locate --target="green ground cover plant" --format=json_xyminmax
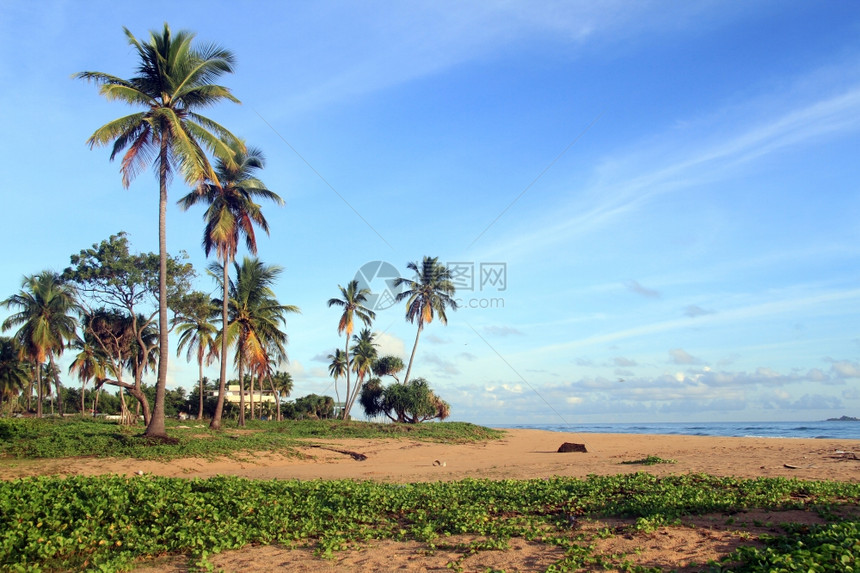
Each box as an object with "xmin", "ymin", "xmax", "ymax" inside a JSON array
[
  {"xmin": 0, "ymin": 473, "xmax": 857, "ymax": 572},
  {"xmin": 0, "ymin": 418, "xmax": 502, "ymax": 461},
  {"xmin": 620, "ymin": 455, "xmax": 677, "ymax": 465}
]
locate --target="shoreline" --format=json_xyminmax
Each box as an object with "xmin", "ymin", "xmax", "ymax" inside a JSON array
[{"xmin": 2, "ymin": 428, "xmax": 857, "ymax": 483}]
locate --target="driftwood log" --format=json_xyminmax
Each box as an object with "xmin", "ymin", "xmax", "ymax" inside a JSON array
[{"xmin": 558, "ymin": 442, "xmax": 588, "ymax": 453}]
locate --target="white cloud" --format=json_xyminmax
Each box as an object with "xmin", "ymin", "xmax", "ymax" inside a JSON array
[
  {"xmin": 831, "ymin": 360, "xmax": 860, "ymax": 378},
  {"xmin": 375, "ymin": 331, "xmax": 406, "ymax": 359}
]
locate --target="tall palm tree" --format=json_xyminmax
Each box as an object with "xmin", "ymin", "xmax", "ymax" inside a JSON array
[
  {"xmin": 346, "ymin": 328, "xmax": 378, "ymax": 418},
  {"xmin": 327, "ymin": 280, "xmax": 375, "ymax": 419},
  {"xmin": 327, "ymin": 348, "xmax": 348, "ymax": 408},
  {"xmin": 173, "ymin": 295, "xmax": 220, "ymax": 420},
  {"xmin": 394, "ymin": 257, "xmax": 458, "ymax": 384},
  {"xmin": 216, "ymin": 257, "xmax": 299, "ymax": 426},
  {"xmin": 0, "ymin": 337, "xmax": 29, "ymax": 416},
  {"xmin": 2, "ymin": 272, "xmax": 78, "ymax": 417},
  {"xmin": 179, "ymin": 140, "xmax": 283, "ymax": 430},
  {"xmin": 77, "ymin": 23, "xmax": 241, "ymax": 438}
]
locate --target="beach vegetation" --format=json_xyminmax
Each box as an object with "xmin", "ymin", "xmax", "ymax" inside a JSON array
[
  {"xmin": 76, "ymin": 23, "xmax": 242, "ymax": 439},
  {"xmin": 620, "ymin": 455, "xmax": 677, "ymax": 465},
  {"xmin": 359, "ymin": 377, "xmax": 451, "ymax": 423},
  {"xmin": 0, "ymin": 472, "xmax": 856, "ymax": 571}
]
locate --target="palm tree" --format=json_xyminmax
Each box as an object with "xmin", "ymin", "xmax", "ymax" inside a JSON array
[
  {"xmin": 2, "ymin": 272, "xmax": 78, "ymax": 417},
  {"xmin": 68, "ymin": 335, "xmax": 107, "ymax": 416},
  {"xmin": 77, "ymin": 23, "xmax": 242, "ymax": 438},
  {"xmin": 393, "ymin": 257, "xmax": 458, "ymax": 384},
  {"xmin": 0, "ymin": 337, "xmax": 29, "ymax": 416},
  {"xmin": 267, "ymin": 370, "xmax": 293, "ymax": 422},
  {"xmin": 173, "ymin": 294, "xmax": 220, "ymax": 420},
  {"xmin": 179, "ymin": 140, "xmax": 283, "ymax": 430},
  {"xmin": 327, "ymin": 348, "xmax": 348, "ymax": 409},
  {"xmin": 346, "ymin": 328, "xmax": 378, "ymax": 418},
  {"xmin": 217, "ymin": 257, "xmax": 299, "ymax": 426},
  {"xmin": 327, "ymin": 280, "xmax": 375, "ymax": 419}
]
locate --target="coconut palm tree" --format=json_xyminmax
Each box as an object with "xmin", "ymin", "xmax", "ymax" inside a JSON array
[
  {"xmin": 345, "ymin": 328, "xmax": 378, "ymax": 418},
  {"xmin": 179, "ymin": 140, "xmax": 283, "ymax": 430},
  {"xmin": 68, "ymin": 334, "xmax": 107, "ymax": 416},
  {"xmin": 327, "ymin": 280, "xmax": 375, "ymax": 419},
  {"xmin": 0, "ymin": 337, "xmax": 29, "ymax": 416},
  {"xmin": 2, "ymin": 272, "xmax": 78, "ymax": 417},
  {"xmin": 215, "ymin": 257, "xmax": 299, "ymax": 426},
  {"xmin": 173, "ymin": 294, "xmax": 220, "ymax": 420},
  {"xmin": 327, "ymin": 348, "xmax": 348, "ymax": 409},
  {"xmin": 77, "ymin": 23, "xmax": 241, "ymax": 438},
  {"xmin": 393, "ymin": 257, "xmax": 458, "ymax": 384}
]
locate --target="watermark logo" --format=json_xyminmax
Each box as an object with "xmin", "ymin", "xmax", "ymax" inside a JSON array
[
  {"xmin": 354, "ymin": 261, "xmax": 403, "ymax": 311},
  {"xmin": 353, "ymin": 260, "xmax": 508, "ymax": 312}
]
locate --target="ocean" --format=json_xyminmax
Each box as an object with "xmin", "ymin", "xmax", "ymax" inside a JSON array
[{"xmin": 499, "ymin": 420, "xmax": 860, "ymax": 440}]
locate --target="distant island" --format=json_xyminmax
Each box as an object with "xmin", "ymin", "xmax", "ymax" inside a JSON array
[{"xmin": 826, "ymin": 416, "xmax": 859, "ymax": 422}]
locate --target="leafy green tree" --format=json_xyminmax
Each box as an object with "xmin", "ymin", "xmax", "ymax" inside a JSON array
[
  {"xmin": 215, "ymin": 257, "xmax": 299, "ymax": 426},
  {"xmin": 394, "ymin": 257, "xmax": 458, "ymax": 384},
  {"xmin": 172, "ymin": 292, "xmax": 220, "ymax": 420},
  {"xmin": 0, "ymin": 337, "xmax": 29, "ymax": 416},
  {"xmin": 287, "ymin": 393, "xmax": 335, "ymax": 420},
  {"xmin": 373, "ymin": 355, "xmax": 404, "ymax": 382},
  {"xmin": 327, "ymin": 280, "xmax": 375, "ymax": 419},
  {"xmin": 76, "ymin": 23, "xmax": 241, "ymax": 439},
  {"xmin": 2, "ymin": 271, "xmax": 79, "ymax": 417},
  {"xmin": 359, "ymin": 377, "xmax": 450, "ymax": 423},
  {"xmin": 178, "ymin": 140, "xmax": 283, "ymax": 430},
  {"xmin": 64, "ymin": 233, "xmax": 194, "ymax": 424}
]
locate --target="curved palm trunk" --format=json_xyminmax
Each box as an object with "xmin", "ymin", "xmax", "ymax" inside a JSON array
[
  {"xmin": 145, "ymin": 141, "xmax": 170, "ymax": 438},
  {"xmin": 402, "ymin": 322, "xmax": 424, "ymax": 385},
  {"xmin": 249, "ymin": 372, "xmax": 255, "ymax": 421},
  {"xmin": 210, "ymin": 260, "xmax": 231, "ymax": 430}
]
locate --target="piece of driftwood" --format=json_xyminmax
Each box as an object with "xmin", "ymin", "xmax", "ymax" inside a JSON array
[{"xmin": 557, "ymin": 442, "xmax": 588, "ymax": 453}]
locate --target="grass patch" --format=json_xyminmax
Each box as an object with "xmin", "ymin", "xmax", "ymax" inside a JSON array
[
  {"xmin": 0, "ymin": 418, "xmax": 503, "ymax": 461},
  {"xmin": 0, "ymin": 473, "xmax": 857, "ymax": 571},
  {"xmin": 620, "ymin": 454, "xmax": 677, "ymax": 465}
]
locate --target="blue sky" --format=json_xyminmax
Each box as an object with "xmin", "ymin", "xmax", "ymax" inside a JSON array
[{"xmin": 1, "ymin": 1, "xmax": 859, "ymax": 425}]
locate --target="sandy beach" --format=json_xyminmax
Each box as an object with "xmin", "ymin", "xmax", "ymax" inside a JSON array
[
  {"xmin": 3, "ymin": 429, "xmax": 857, "ymax": 572},
  {"xmin": 2, "ymin": 428, "xmax": 857, "ymax": 483}
]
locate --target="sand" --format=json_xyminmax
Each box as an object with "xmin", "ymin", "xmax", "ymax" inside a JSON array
[{"xmin": 3, "ymin": 429, "xmax": 858, "ymax": 572}]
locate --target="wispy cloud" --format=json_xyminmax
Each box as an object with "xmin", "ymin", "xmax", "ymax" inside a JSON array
[
  {"xmin": 624, "ymin": 280, "xmax": 661, "ymax": 299},
  {"xmin": 482, "ymin": 83, "xmax": 860, "ymax": 261}
]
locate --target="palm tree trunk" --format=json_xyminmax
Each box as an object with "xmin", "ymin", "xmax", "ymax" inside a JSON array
[
  {"xmin": 403, "ymin": 322, "xmax": 424, "ymax": 385},
  {"xmin": 249, "ymin": 371, "xmax": 255, "ymax": 421},
  {"xmin": 238, "ymin": 357, "xmax": 246, "ymax": 427},
  {"xmin": 48, "ymin": 354, "xmax": 64, "ymax": 415},
  {"xmin": 145, "ymin": 140, "xmax": 170, "ymax": 438},
  {"xmin": 197, "ymin": 350, "xmax": 205, "ymax": 420},
  {"xmin": 35, "ymin": 363, "xmax": 42, "ymax": 417},
  {"xmin": 267, "ymin": 374, "xmax": 281, "ymax": 422},
  {"xmin": 341, "ymin": 338, "xmax": 350, "ymax": 420},
  {"xmin": 210, "ymin": 259, "xmax": 231, "ymax": 431}
]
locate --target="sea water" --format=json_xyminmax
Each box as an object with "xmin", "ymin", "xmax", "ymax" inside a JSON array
[{"xmin": 499, "ymin": 420, "xmax": 860, "ymax": 440}]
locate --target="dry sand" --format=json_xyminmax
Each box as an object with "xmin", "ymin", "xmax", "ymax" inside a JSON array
[{"xmin": 3, "ymin": 429, "xmax": 858, "ymax": 572}]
